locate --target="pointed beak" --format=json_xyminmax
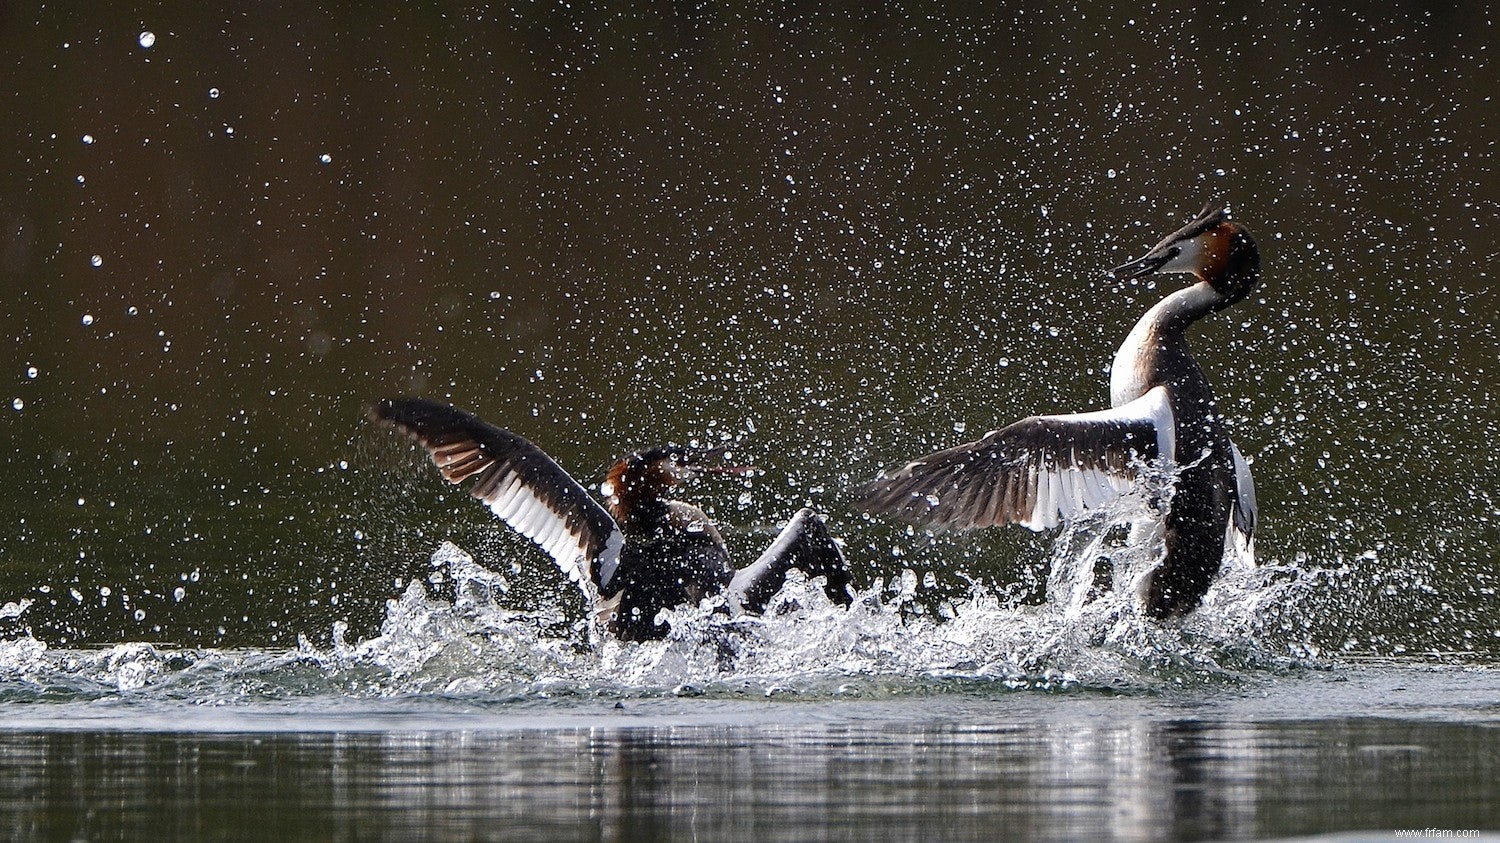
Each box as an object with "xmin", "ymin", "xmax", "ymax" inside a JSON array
[
  {"xmin": 689, "ymin": 444, "xmax": 757, "ymax": 477},
  {"xmin": 1109, "ymin": 246, "xmax": 1176, "ymax": 281},
  {"xmin": 700, "ymin": 463, "xmax": 757, "ymax": 477}
]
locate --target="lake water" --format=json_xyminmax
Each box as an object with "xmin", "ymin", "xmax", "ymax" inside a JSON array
[
  {"xmin": 1, "ymin": 2, "xmax": 1496, "ymax": 840},
  {"xmin": 0, "ymin": 666, "xmax": 1496, "ymax": 841}
]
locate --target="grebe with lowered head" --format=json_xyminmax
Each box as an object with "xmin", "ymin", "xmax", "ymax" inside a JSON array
[
  {"xmin": 372, "ymin": 397, "xmax": 852, "ymax": 641},
  {"xmin": 858, "ymin": 204, "xmax": 1259, "ymax": 620}
]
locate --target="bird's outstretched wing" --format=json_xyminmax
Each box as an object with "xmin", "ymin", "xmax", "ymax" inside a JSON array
[
  {"xmin": 728, "ymin": 508, "xmax": 853, "ymax": 613},
  {"xmin": 857, "ymin": 386, "xmax": 1176, "ymax": 530},
  {"xmin": 371, "ymin": 398, "xmax": 624, "ymax": 595}
]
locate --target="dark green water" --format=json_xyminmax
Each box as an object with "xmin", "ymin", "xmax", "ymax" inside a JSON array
[{"xmin": 1, "ymin": 3, "xmax": 1496, "ymax": 839}]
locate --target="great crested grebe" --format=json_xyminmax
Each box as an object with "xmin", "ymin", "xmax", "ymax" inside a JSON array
[
  {"xmin": 858, "ymin": 205, "xmax": 1259, "ymax": 620},
  {"xmin": 372, "ymin": 397, "xmax": 852, "ymax": 641}
]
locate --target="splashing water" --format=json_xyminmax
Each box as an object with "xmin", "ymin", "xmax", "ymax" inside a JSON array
[
  {"xmin": 0, "ymin": 463, "xmax": 1311, "ymax": 704},
  {"xmin": 0, "ymin": 492, "xmax": 1321, "ymax": 708}
]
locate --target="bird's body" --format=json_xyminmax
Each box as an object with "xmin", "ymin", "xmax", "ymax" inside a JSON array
[
  {"xmin": 373, "ymin": 398, "xmax": 851, "ymax": 640},
  {"xmin": 859, "ymin": 205, "xmax": 1259, "ymax": 620},
  {"xmin": 595, "ymin": 452, "xmax": 735, "ymax": 640},
  {"xmin": 1107, "ymin": 266, "xmax": 1256, "ymax": 617}
]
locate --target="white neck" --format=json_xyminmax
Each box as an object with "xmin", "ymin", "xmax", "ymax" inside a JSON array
[{"xmin": 1109, "ymin": 281, "xmax": 1222, "ymax": 406}]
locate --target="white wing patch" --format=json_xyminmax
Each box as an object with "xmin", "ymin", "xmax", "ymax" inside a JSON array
[
  {"xmin": 477, "ymin": 473, "xmax": 620, "ymax": 598},
  {"xmin": 1016, "ymin": 385, "xmax": 1177, "ymax": 530},
  {"xmin": 372, "ymin": 398, "xmax": 624, "ymax": 610},
  {"xmin": 859, "ymin": 385, "xmax": 1177, "ymax": 531}
]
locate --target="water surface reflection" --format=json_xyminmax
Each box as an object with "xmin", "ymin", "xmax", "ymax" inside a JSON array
[{"xmin": 3, "ymin": 711, "xmax": 1495, "ymax": 840}]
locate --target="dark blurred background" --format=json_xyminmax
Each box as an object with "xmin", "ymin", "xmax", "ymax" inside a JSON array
[{"xmin": 0, "ymin": 3, "xmax": 1494, "ymax": 652}]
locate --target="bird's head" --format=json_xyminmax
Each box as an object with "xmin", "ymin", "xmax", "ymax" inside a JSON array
[
  {"xmin": 1110, "ymin": 204, "xmax": 1260, "ymax": 305},
  {"xmin": 601, "ymin": 444, "xmax": 754, "ymax": 522}
]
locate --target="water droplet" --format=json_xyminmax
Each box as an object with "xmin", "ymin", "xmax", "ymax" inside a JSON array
[
  {"xmin": 81, "ymin": 314, "xmax": 94, "ymax": 326},
  {"xmin": 173, "ymin": 587, "xmax": 185, "ymax": 602},
  {"xmin": 133, "ymin": 609, "xmax": 146, "ymax": 621},
  {"xmin": 126, "ymin": 306, "xmax": 139, "ymax": 316},
  {"xmin": 11, "ymin": 398, "xmax": 22, "ymax": 411},
  {"xmin": 1106, "ymin": 168, "xmax": 1117, "ymax": 178},
  {"xmin": 25, "ymin": 367, "xmax": 37, "ymax": 379},
  {"xmin": 138, "ymin": 31, "xmax": 155, "ymax": 49},
  {"xmin": 90, "ymin": 255, "xmax": 102, "ymax": 267},
  {"xmin": 82, "ymin": 134, "xmax": 94, "ymax": 145},
  {"xmin": 318, "ymin": 153, "xmax": 332, "ymax": 164},
  {"xmin": 208, "ymin": 87, "xmax": 220, "ymax": 99}
]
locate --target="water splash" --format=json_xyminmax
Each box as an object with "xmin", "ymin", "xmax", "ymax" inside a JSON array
[
  {"xmin": 0, "ymin": 508, "xmax": 1322, "ymax": 706},
  {"xmin": 304, "ymin": 519, "xmax": 1314, "ymax": 699}
]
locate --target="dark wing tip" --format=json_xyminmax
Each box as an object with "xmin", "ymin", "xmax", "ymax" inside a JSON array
[
  {"xmin": 851, "ymin": 475, "xmax": 883, "ymax": 510},
  {"xmin": 368, "ymin": 397, "xmax": 470, "ymax": 435},
  {"xmin": 852, "ymin": 472, "xmax": 908, "ymax": 514},
  {"xmin": 368, "ymin": 397, "xmax": 400, "ymax": 425},
  {"xmin": 854, "ymin": 472, "xmax": 952, "ymax": 527}
]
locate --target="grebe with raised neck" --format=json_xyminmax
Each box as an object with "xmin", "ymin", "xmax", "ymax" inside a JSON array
[
  {"xmin": 858, "ymin": 204, "xmax": 1259, "ymax": 620},
  {"xmin": 372, "ymin": 398, "xmax": 851, "ymax": 641}
]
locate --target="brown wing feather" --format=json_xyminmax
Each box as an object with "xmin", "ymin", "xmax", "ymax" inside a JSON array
[
  {"xmin": 858, "ymin": 392, "xmax": 1172, "ymax": 531},
  {"xmin": 370, "ymin": 397, "xmax": 623, "ymax": 590}
]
